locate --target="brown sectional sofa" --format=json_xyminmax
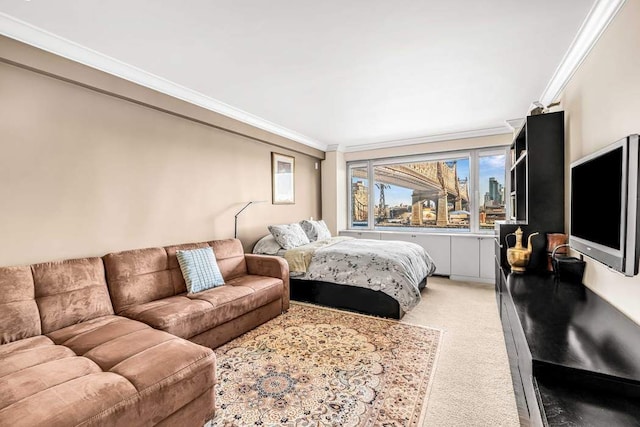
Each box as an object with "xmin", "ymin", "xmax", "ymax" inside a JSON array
[{"xmin": 0, "ymin": 238, "xmax": 290, "ymax": 426}]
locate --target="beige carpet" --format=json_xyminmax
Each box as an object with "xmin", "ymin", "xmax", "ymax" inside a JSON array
[
  {"xmin": 210, "ymin": 303, "xmax": 442, "ymax": 426},
  {"xmin": 403, "ymin": 276, "xmax": 520, "ymax": 427}
]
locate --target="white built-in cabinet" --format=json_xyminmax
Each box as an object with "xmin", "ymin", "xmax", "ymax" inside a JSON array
[
  {"xmin": 338, "ymin": 230, "xmax": 381, "ymax": 240},
  {"xmin": 449, "ymin": 236, "xmax": 480, "ymax": 278},
  {"xmin": 479, "ymin": 237, "xmax": 495, "ymax": 281},
  {"xmin": 449, "ymin": 236, "xmax": 495, "ymax": 283},
  {"xmin": 338, "ymin": 230, "xmax": 494, "ymax": 283},
  {"xmin": 379, "ymin": 232, "xmax": 451, "ymax": 276}
]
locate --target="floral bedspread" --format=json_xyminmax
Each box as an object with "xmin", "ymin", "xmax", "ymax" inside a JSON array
[
  {"xmin": 284, "ymin": 236, "xmax": 353, "ymax": 273},
  {"xmin": 286, "ymin": 236, "xmax": 436, "ymax": 312}
]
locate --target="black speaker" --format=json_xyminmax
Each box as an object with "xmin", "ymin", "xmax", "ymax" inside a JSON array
[{"xmin": 552, "ymin": 244, "xmax": 585, "ymax": 284}]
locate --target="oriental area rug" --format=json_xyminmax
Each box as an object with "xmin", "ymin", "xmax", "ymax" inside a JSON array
[{"xmin": 210, "ymin": 302, "xmax": 442, "ymax": 426}]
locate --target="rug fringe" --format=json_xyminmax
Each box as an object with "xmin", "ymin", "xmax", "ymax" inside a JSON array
[
  {"xmin": 417, "ymin": 326, "xmax": 445, "ymax": 426},
  {"xmin": 290, "ymin": 300, "xmax": 445, "ymax": 334}
]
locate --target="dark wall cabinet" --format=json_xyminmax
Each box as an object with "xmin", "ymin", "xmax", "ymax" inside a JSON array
[
  {"xmin": 497, "ymin": 111, "xmax": 565, "ymax": 273},
  {"xmin": 495, "ymin": 111, "xmax": 565, "ymax": 425}
]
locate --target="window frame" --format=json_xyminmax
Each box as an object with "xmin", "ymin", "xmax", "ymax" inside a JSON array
[
  {"xmin": 476, "ymin": 147, "xmax": 511, "ymax": 232},
  {"xmin": 347, "ymin": 162, "xmax": 370, "ymax": 229},
  {"xmin": 346, "ymin": 146, "xmax": 510, "ymax": 234}
]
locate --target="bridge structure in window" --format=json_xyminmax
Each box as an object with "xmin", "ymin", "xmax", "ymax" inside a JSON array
[{"xmin": 352, "ymin": 161, "xmax": 469, "ymax": 227}]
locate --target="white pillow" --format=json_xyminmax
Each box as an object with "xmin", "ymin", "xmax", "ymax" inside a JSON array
[
  {"xmin": 252, "ymin": 234, "xmax": 283, "ymax": 255},
  {"xmin": 300, "ymin": 219, "xmax": 332, "ymax": 242},
  {"xmin": 268, "ymin": 223, "xmax": 310, "ymax": 249}
]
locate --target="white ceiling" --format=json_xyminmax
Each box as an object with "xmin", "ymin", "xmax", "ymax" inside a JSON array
[{"xmin": 0, "ymin": 1, "xmax": 598, "ymax": 151}]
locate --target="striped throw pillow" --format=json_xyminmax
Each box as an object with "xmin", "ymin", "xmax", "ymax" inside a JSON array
[{"xmin": 176, "ymin": 247, "xmax": 225, "ymax": 293}]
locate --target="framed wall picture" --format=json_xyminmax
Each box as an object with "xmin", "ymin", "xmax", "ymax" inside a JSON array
[{"xmin": 271, "ymin": 152, "xmax": 295, "ymax": 204}]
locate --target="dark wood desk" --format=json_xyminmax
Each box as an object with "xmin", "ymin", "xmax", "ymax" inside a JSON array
[{"xmin": 497, "ymin": 270, "xmax": 640, "ymax": 426}]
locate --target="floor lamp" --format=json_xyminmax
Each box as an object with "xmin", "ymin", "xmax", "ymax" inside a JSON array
[{"xmin": 234, "ymin": 201, "xmax": 267, "ymax": 238}]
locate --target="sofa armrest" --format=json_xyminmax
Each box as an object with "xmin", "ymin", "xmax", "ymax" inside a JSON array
[{"xmin": 244, "ymin": 254, "xmax": 290, "ymax": 311}]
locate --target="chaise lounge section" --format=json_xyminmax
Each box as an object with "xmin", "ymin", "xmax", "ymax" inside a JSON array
[{"xmin": 0, "ymin": 257, "xmax": 216, "ymax": 426}]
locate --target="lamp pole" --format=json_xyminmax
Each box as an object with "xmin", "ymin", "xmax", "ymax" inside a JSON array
[{"xmin": 234, "ymin": 201, "xmax": 266, "ymax": 239}]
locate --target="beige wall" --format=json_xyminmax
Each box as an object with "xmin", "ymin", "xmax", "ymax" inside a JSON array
[
  {"xmin": 0, "ymin": 39, "xmax": 322, "ymax": 267},
  {"xmin": 559, "ymin": 0, "xmax": 640, "ymax": 324},
  {"xmin": 321, "ymin": 150, "xmax": 347, "ymax": 235}
]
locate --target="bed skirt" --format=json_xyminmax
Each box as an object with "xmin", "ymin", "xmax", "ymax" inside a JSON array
[{"xmin": 289, "ymin": 277, "xmax": 428, "ymax": 319}]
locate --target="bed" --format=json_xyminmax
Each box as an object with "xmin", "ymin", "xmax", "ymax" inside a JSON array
[{"xmin": 253, "ymin": 229, "xmax": 436, "ymax": 319}]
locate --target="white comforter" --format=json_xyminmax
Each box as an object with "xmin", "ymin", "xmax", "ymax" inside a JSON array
[{"xmin": 282, "ymin": 236, "xmax": 436, "ymax": 312}]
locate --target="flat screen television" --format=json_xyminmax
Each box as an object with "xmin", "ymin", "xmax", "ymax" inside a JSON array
[{"xmin": 570, "ymin": 134, "xmax": 640, "ymax": 276}]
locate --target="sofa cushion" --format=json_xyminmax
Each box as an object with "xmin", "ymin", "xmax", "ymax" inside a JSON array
[
  {"xmin": 120, "ymin": 296, "xmax": 217, "ymax": 340},
  {"xmin": 120, "ymin": 276, "xmax": 283, "ymax": 340},
  {"xmin": 208, "ymin": 239, "xmax": 247, "ymax": 280},
  {"xmin": 31, "ymin": 257, "xmax": 114, "ymax": 334},
  {"xmin": 216, "ymin": 275, "xmax": 284, "ymax": 308},
  {"xmin": 0, "ymin": 333, "xmax": 135, "ymax": 425},
  {"xmin": 166, "ymin": 242, "xmax": 210, "ymax": 295},
  {"xmin": 0, "ymin": 265, "xmax": 40, "ymax": 345},
  {"xmin": 176, "ymin": 247, "xmax": 225, "ymax": 293},
  {"xmin": 47, "ymin": 315, "xmax": 214, "ymax": 389},
  {"xmin": 1, "ymin": 366, "xmax": 136, "ymax": 427},
  {"xmin": 0, "ymin": 340, "xmax": 74, "ymax": 379},
  {"xmin": 0, "ymin": 335, "xmax": 53, "ymax": 357},
  {"xmin": 245, "ymin": 254, "xmax": 290, "ymax": 312},
  {"xmin": 46, "ymin": 315, "xmax": 150, "ymax": 358},
  {"xmin": 0, "ymin": 315, "xmax": 216, "ymax": 426},
  {"xmin": 1, "ymin": 354, "xmax": 103, "ymax": 410},
  {"xmin": 189, "ymin": 276, "xmax": 283, "ymax": 327},
  {"xmin": 104, "ymin": 247, "xmax": 173, "ymax": 313}
]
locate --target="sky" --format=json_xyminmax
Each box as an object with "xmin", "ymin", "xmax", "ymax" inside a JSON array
[
  {"xmin": 365, "ymin": 154, "xmax": 506, "ymax": 207},
  {"xmin": 479, "ymin": 154, "xmax": 506, "ymax": 197}
]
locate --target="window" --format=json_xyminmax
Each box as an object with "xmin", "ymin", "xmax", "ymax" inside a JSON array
[
  {"xmin": 348, "ymin": 147, "xmax": 508, "ymax": 233},
  {"xmin": 349, "ymin": 164, "xmax": 369, "ymax": 228},
  {"xmin": 478, "ymin": 151, "xmax": 507, "ymax": 230},
  {"xmin": 372, "ymin": 156, "xmax": 470, "ymax": 230}
]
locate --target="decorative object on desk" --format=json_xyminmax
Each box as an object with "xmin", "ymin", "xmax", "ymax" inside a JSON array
[
  {"xmin": 271, "ymin": 152, "xmax": 295, "ymax": 204},
  {"xmin": 546, "ymin": 232, "xmax": 568, "ymax": 271},
  {"xmin": 552, "ymin": 244, "xmax": 586, "ymax": 284},
  {"xmin": 529, "ymin": 100, "xmax": 561, "ymax": 115},
  {"xmin": 506, "ymin": 227, "xmax": 540, "ymax": 273},
  {"xmin": 234, "ymin": 200, "xmax": 266, "ymax": 238}
]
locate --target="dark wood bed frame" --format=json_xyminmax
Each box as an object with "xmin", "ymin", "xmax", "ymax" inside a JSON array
[{"xmin": 289, "ymin": 277, "xmax": 428, "ymax": 319}]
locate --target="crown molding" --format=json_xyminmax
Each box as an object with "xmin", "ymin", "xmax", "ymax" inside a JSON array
[
  {"xmin": 505, "ymin": 118, "xmax": 525, "ymax": 132},
  {"xmin": 325, "ymin": 144, "xmax": 343, "ymax": 152},
  {"xmin": 539, "ymin": 0, "xmax": 626, "ymax": 105},
  {"xmin": 0, "ymin": 13, "xmax": 328, "ymax": 152},
  {"xmin": 343, "ymin": 126, "xmax": 513, "ymax": 153}
]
